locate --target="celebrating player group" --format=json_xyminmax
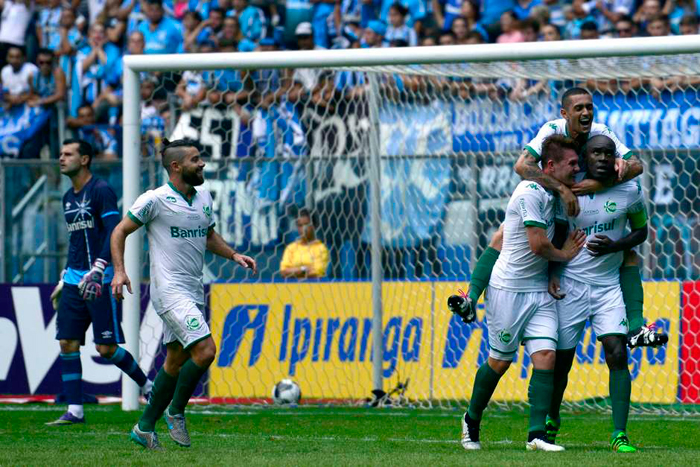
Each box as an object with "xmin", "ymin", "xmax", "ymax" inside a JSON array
[{"xmin": 448, "ymin": 87, "xmax": 668, "ymax": 453}]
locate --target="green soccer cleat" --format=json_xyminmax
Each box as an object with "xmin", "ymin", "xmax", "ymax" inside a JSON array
[
  {"xmin": 611, "ymin": 432, "xmax": 637, "ymax": 453},
  {"xmin": 544, "ymin": 416, "xmax": 560, "ymax": 444}
]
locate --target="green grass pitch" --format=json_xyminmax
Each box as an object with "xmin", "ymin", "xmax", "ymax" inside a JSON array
[{"xmin": 2, "ymin": 404, "xmax": 700, "ymax": 465}]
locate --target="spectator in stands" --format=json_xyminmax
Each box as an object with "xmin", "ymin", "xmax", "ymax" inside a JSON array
[
  {"xmin": 386, "ymin": 3, "xmax": 417, "ymax": 47},
  {"xmin": 574, "ymin": 0, "xmax": 634, "ymax": 36},
  {"xmin": 530, "ymin": 4, "xmax": 551, "ymax": 28},
  {"xmin": 379, "ymin": 0, "xmax": 426, "ymax": 35},
  {"xmin": 520, "ymin": 18, "xmax": 540, "ymax": 42},
  {"xmin": 28, "ymin": 48, "xmax": 66, "ymax": 108},
  {"xmin": 580, "ymin": 19, "xmax": 599, "ymax": 39},
  {"xmin": 140, "ymin": 76, "xmax": 166, "ymax": 147},
  {"xmin": 0, "ymin": 0, "xmax": 33, "ymax": 70},
  {"xmin": 633, "ymin": 0, "xmax": 662, "ymax": 31},
  {"xmin": 138, "ymin": 0, "xmax": 183, "ymax": 54},
  {"xmin": 36, "ymin": 0, "xmax": 62, "ymax": 50},
  {"xmin": 175, "ymin": 51, "xmax": 206, "ymax": 110},
  {"xmin": 362, "ymin": 19, "xmax": 386, "ymax": 48},
  {"xmin": 219, "ymin": 15, "xmax": 256, "ymax": 52},
  {"xmin": 97, "ymin": 0, "xmax": 131, "ymax": 47},
  {"xmin": 647, "ymin": 13, "xmax": 671, "ymax": 36},
  {"xmin": 280, "ymin": 208, "xmax": 330, "ymax": 280},
  {"xmin": 182, "ymin": 11, "xmax": 210, "ymax": 52},
  {"xmin": 544, "ymin": 0, "xmax": 567, "ymax": 27},
  {"xmin": 679, "ymin": 14, "xmax": 699, "ymax": 35},
  {"xmin": 1, "ymin": 46, "xmax": 36, "ymax": 110},
  {"xmin": 451, "ymin": 16, "xmax": 474, "ymax": 44},
  {"xmin": 287, "ymin": 22, "xmax": 328, "ymax": 102},
  {"xmin": 497, "ymin": 10, "xmax": 524, "ymax": 43},
  {"xmin": 72, "ymin": 23, "xmax": 120, "ymax": 118},
  {"xmin": 563, "ymin": 2, "xmax": 594, "ymax": 39},
  {"xmin": 230, "ymin": 0, "xmax": 266, "ymax": 42},
  {"xmin": 202, "ymin": 7, "xmax": 225, "ymax": 43},
  {"xmin": 541, "ymin": 22, "xmax": 561, "ymax": 40},
  {"xmin": 439, "ymin": 30, "xmax": 456, "ymax": 45},
  {"xmin": 67, "ymin": 104, "xmax": 118, "ymax": 159},
  {"xmin": 664, "ymin": 0, "xmax": 696, "ymax": 34},
  {"xmin": 614, "ymin": 14, "xmax": 638, "ymax": 37}
]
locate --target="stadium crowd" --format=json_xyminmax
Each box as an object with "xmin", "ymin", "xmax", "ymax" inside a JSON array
[{"xmin": 0, "ymin": 0, "xmax": 698, "ymax": 159}]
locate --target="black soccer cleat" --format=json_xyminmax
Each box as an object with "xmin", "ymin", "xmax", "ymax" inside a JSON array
[
  {"xmin": 447, "ymin": 291, "xmax": 476, "ymax": 324},
  {"xmin": 627, "ymin": 324, "xmax": 669, "ymax": 348}
]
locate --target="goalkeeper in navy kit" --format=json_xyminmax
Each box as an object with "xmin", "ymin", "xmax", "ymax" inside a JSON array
[{"xmin": 47, "ymin": 139, "xmax": 152, "ymax": 426}]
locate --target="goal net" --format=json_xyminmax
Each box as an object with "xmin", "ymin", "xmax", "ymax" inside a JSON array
[{"xmin": 123, "ymin": 39, "xmax": 700, "ymax": 413}]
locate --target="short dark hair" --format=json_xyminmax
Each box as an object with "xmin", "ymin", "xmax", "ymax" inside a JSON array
[
  {"xmin": 145, "ymin": 0, "xmax": 163, "ymax": 7},
  {"xmin": 541, "ymin": 134, "xmax": 577, "ymax": 166},
  {"xmin": 7, "ymin": 45, "xmax": 24, "ymax": 56},
  {"xmin": 160, "ymin": 138, "xmax": 198, "ymax": 172},
  {"xmin": 648, "ymin": 13, "xmax": 670, "ymax": 26},
  {"xmin": 63, "ymin": 138, "xmax": 95, "ymax": 169},
  {"xmin": 389, "ymin": 2, "xmax": 408, "ymax": 17},
  {"xmin": 581, "ymin": 20, "xmax": 598, "ymax": 32},
  {"xmin": 561, "ymin": 87, "xmax": 590, "ymax": 109},
  {"xmin": 616, "ymin": 14, "xmax": 634, "ymax": 25},
  {"xmin": 297, "ymin": 207, "xmax": 318, "ymax": 227},
  {"xmin": 37, "ymin": 48, "xmax": 54, "ymax": 58},
  {"xmin": 521, "ymin": 18, "xmax": 540, "ymax": 34},
  {"xmin": 210, "ymin": 7, "xmax": 225, "ymax": 17},
  {"xmin": 680, "ymin": 13, "xmax": 699, "ymax": 27}
]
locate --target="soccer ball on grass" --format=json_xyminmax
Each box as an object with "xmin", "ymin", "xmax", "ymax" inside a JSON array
[{"xmin": 272, "ymin": 379, "xmax": 301, "ymax": 405}]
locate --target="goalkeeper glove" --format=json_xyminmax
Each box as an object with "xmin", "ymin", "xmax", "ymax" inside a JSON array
[
  {"xmin": 447, "ymin": 291, "xmax": 476, "ymax": 324},
  {"xmin": 78, "ymin": 258, "xmax": 108, "ymax": 301},
  {"xmin": 50, "ymin": 269, "xmax": 66, "ymax": 310}
]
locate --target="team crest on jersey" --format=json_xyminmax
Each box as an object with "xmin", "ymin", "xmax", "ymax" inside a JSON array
[
  {"xmin": 604, "ymin": 200, "xmax": 617, "ymax": 214},
  {"xmin": 498, "ymin": 329, "xmax": 512, "ymax": 344},
  {"xmin": 549, "ymin": 123, "xmax": 557, "ymax": 130},
  {"xmin": 185, "ymin": 315, "xmax": 202, "ymax": 331},
  {"xmin": 166, "ymin": 196, "xmax": 177, "ymax": 203},
  {"xmin": 203, "ymin": 205, "xmax": 212, "ymax": 218},
  {"xmin": 527, "ymin": 183, "xmax": 540, "ymax": 191},
  {"xmin": 65, "ymin": 202, "xmax": 71, "ymax": 209}
]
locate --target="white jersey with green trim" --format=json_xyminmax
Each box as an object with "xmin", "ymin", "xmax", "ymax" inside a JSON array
[
  {"xmin": 128, "ymin": 182, "xmax": 215, "ymax": 312},
  {"xmin": 524, "ymin": 119, "xmax": 632, "ymax": 161},
  {"xmin": 560, "ymin": 179, "xmax": 647, "ymax": 287},
  {"xmin": 490, "ymin": 180, "xmax": 563, "ymax": 292}
]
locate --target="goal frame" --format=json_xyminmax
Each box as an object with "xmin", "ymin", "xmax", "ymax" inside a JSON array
[{"xmin": 121, "ymin": 35, "xmax": 700, "ymax": 410}]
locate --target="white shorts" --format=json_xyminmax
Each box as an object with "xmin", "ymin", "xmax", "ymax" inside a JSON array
[
  {"xmin": 485, "ymin": 286, "xmax": 558, "ymax": 361},
  {"xmin": 556, "ymin": 276, "xmax": 628, "ymax": 350},
  {"xmin": 159, "ymin": 301, "xmax": 211, "ymax": 349}
]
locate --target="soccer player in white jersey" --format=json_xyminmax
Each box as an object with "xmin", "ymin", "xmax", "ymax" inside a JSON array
[
  {"xmin": 545, "ymin": 135, "xmax": 648, "ymax": 453},
  {"xmin": 110, "ymin": 139, "xmax": 257, "ymax": 450},
  {"xmin": 449, "ymin": 87, "xmax": 667, "ymax": 349},
  {"xmin": 460, "ymin": 135, "xmax": 586, "ymax": 453}
]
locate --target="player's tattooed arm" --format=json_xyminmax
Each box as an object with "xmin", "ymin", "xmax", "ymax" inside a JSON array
[
  {"xmin": 206, "ymin": 228, "xmax": 258, "ymax": 274},
  {"xmin": 514, "ymin": 149, "xmax": 580, "ymax": 217},
  {"xmin": 573, "ymin": 154, "xmax": 644, "ymax": 196}
]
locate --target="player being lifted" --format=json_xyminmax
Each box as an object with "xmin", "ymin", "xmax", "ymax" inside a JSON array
[
  {"xmin": 460, "ymin": 135, "xmax": 586, "ymax": 452},
  {"xmin": 449, "ymin": 87, "xmax": 667, "ymax": 348},
  {"xmin": 111, "ymin": 139, "xmax": 257, "ymax": 450},
  {"xmin": 47, "ymin": 139, "xmax": 152, "ymax": 426},
  {"xmin": 546, "ymin": 135, "xmax": 648, "ymax": 453}
]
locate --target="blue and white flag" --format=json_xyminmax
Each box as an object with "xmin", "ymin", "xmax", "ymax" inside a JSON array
[{"xmin": 0, "ymin": 105, "xmax": 51, "ymax": 158}]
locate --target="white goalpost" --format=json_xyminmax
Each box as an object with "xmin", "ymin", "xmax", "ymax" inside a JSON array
[{"xmin": 121, "ymin": 36, "xmax": 700, "ymax": 412}]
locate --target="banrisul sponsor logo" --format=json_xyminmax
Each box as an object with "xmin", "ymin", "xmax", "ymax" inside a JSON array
[
  {"xmin": 66, "ymin": 219, "xmax": 94, "ymax": 232},
  {"xmin": 582, "ymin": 218, "xmax": 616, "ymax": 236},
  {"xmin": 170, "ymin": 226, "xmax": 208, "ymax": 238}
]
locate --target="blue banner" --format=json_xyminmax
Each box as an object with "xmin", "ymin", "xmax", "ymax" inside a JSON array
[{"xmin": 0, "ymin": 105, "xmax": 51, "ymax": 158}]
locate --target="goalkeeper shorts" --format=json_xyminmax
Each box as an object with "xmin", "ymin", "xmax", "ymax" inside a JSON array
[
  {"xmin": 484, "ymin": 286, "xmax": 558, "ymax": 361},
  {"xmin": 556, "ymin": 276, "xmax": 628, "ymax": 350},
  {"xmin": 56, "ymin": 283, "xmax": 125, "ymax": 345}
]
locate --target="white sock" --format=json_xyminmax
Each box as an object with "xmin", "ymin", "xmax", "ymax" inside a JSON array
[{"xmin": 68, "ymin": 404, "xmax": 84, "ymax": 418}]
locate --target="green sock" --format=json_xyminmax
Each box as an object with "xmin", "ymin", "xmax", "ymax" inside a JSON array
[
  {"xmin": 138, "ymin": 367, "xmax": 178, "ymax": 432},
  {"xmin": 620, "ymin": 266, "xmax": 644, "ymax": 331},
  {"xmin": 610, "ymin": 369, "xmax": 631, "ymax": 437},
  {"xmin": 528, "ymin": 369, "xmax": 554, "ymax": 433},
  {"xmin": 549, "ymin": 355, "xmax": 574, "ymax": 422},
  {"xmin": 169, "ymin": 359, "xmax": 208, "ymax": 416},
  {"xmin": 467, "ymin": 363, "xmax": 502, "ymax": 421},
  {"xmin": 469, "ymin": 247, "xmax": 500, "ymax": 302}
]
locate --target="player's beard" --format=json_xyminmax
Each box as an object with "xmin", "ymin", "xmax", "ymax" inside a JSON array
[{"xmin": 183, "ymin": 167, "xmax": 204, "ymax": 186}]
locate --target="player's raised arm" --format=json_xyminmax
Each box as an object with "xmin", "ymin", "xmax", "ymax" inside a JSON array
[
  {"xmin": 205, "ymin": 227, "xmax": 258, "ymax": 274},
  {"xmin": 110, "ymin": 215, "xmax": 142, "ymax": 301}
]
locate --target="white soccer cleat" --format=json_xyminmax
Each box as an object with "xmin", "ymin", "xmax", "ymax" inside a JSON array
[
  {"xmin": 460, "ymin": 413, "xmax": 482, "ymax": 450},
  {"xmin": 526, "ymin": 437, "xmax": 565, "ymax": 452}
]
